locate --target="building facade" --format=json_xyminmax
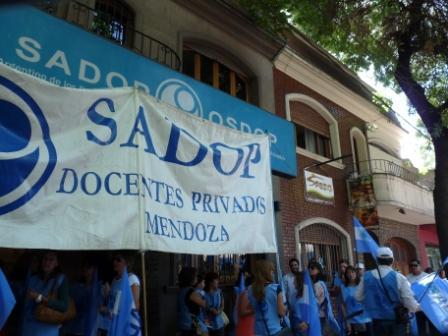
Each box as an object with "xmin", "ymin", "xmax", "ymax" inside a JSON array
[
  {"xmin": 272, "ymin": 30, "xmax": 439, "ymax": 275},
  {"xmin": 0, "ymin": 1, "xmax": 440, "ymax": 334}
]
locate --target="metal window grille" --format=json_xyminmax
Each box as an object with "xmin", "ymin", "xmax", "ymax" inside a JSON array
[
  {"xmin": 169, "ymin": 253, "xmax": 241, "ymax": 286},
  {"xmin": 299, "ymin": 223, "xmax": 348, "ymax": 278}
]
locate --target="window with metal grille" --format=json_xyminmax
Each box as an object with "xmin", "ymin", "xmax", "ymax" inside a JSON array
[
  {"xmin": 182, "ymin": 47, "xmax": 249, "ymax": 101},
  {"xmin": 94, "ymin": 0, "xmax": 135, "ymax": 46},
  {"xmin": 299, "ymin": 223, "xmax": 348, "ymax": 278},
  {"xmin": 425, "ymin": 245, "xmax": 442, "ymax": 270},
  {"xmin": 168, "ymin": 254, "xmax": 241, "ymax": 287}
]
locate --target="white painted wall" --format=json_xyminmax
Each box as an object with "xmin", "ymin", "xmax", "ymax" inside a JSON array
[
  {"xmin": 126, "ymin": 0, "xmax": 276, "ymax": 113},
  {"xmin": 369, "ymin": 145, "xmax": 402, "ymax": 166},
  {"xmin": 373, "ymin": 174, "xmax": 434, "ymax": 220}
]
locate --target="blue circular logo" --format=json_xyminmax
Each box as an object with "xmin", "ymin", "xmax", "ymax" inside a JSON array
[
  {"xmin": 0, "ymin": 75, "xmax": 57, "ymax": 215},
  {"xmin": 155, "ymin": 79, "xmax": 203, "ymax": 118}
]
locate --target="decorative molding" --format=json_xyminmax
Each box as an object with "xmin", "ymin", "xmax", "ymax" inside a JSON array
[
  {"xmin": 350, "ymin": 127, "xmax": 370, "ymax": 173},
  {"xmin": 275, "ymin": 49, "xmax": 407, "ymax": 139},
  {"xmin": 285, "ymin": 93, "xmax": 344, "ymax": 168}
]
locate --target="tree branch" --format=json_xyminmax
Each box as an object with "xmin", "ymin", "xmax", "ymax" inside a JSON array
[
  {"xmin": 394, "ymin": 45, "xmax": 440, "ymax": 135},
  {"xmin": 393, "ymin": 0, "xmax": 441, "ymax": 135}
]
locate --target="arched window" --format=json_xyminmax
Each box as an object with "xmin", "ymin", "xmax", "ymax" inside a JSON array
[
  {"xmin": 94, "ymin": 0, "xmax": 135, "ymax": 46},
  {"xmin": 286, "ymin": 94, "xmax": 342, "ymax": 165},
  {"xmin": 295, "ymin": 218, "xmax": 353, "ymax": 275},
  {"xmin": 182, "ymin": 45, "xmax": 250, "ymax": 101},
  {"xmin": 350, "ymin": 127, "xmax": 370, "ymax": 176}
]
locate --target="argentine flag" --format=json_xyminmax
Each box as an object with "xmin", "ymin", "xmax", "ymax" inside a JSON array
[
  {"xmin": 353, "ymin": 217, "xmax": 379, "ymax": 259},
  {"xmin": 108, "ymin": 268, "xmax": 142, "ymax": 336},
  {"xmin": 298, "ymin": 271, "xmax": 321, "ymax": 336}
]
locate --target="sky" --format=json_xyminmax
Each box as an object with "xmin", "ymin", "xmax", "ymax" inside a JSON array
[{"xmin": 358, "ymin": 69, "xmax": 435, "ymax": 172}]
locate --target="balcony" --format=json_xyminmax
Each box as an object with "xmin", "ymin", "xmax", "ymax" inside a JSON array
[
  {"xmin": 347, "ymin": 159, "xmax": 434, "ymax": 225},
  {"xmin": 35, "ymin": 0, "xmax": 181, "ymax": 71}
]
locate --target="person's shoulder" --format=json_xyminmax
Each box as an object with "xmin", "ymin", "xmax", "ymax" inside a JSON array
[
  {"xmin": 395, "ymin": 271, "xmax": 408, "ymax": 282},
  {"xmin": 284, "ymin": 272, "xmax": 294, "ymax": 279},
  {"xmin": 128, "ymin": 273, "xmax": 140, "ymax": 286}
]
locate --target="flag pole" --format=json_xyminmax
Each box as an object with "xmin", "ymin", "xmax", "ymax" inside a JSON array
[{"xmin": 141, "ymin": 251, "xmax": 149, "ymax": 336}]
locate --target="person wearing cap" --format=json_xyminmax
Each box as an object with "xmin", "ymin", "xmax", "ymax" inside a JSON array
[
  {"xmin": 355, "ymin": 263, "xmax": 365, "ymax": 278},
  {"xmin": 354, "ymin": 246, "xmax": 419, "ymax": 336}
]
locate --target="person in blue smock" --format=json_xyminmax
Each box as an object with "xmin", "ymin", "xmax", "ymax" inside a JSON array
[
  {"xmin": 194, "ymin": 274, "xmax": 209, "ymax": 335},
  {"xmin": 308, "ymin": 261, "xmax": 340, "ymax": 336},
  {"xmin": 204, "ymin": 272, "xmax": 225, "ymax": 336},
  {"xmin": 240, "ymin": 259, "xmax": 287, "ymax": 336},
  {"xmin": 355, "ymin": 246, "xmax": 420, "ymax": 336},
  {"xmin": 62, "ymin": 259, "xmax": 99, "ymax": 336},
  {"xmin": 108, "ymin": 253, "xmax": 141, "ymax": 335},
  {"xmin": 341, "ymin": 266, "xmax": 372, "ymax": 336},
  {"xmin": 289, "ymin": 271, "xmax": 309, "ymax": 336},
  {"xmin": 21, "ymin": 251, "xmax": 69, "ymax": 336},
  {"xmin": 177, "ymin": 267, "xmax": 207, "ymax": 336}
]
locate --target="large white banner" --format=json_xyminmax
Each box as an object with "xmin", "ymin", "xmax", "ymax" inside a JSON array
[{"xmin": 0, "ymin": 64, "xmax": 276, "ymax": 254}]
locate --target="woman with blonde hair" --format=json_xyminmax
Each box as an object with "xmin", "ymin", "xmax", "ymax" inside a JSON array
[{"xmin": 239, "ymin": 260, "xmax": 288, "ymax": 335}]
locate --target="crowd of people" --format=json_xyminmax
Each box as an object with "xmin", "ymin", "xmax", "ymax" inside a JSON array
[
  {"xmin": 178, "ymin": 247, "xmax": 448, "ymax": 336},
  {"xmin": 1, "ymin": 251, "xmax": 141, "ymax": 336},
  {"xmin": 2, "ymin": 247, "xmax": 447, "ymax": 336}
]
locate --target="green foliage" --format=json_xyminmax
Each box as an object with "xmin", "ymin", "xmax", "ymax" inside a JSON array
[
  {"xmin": 372, "ymin": 92, "xmax": 394, "ymax": 115},
  {"xmin": 237, "ymin": 0, "xmax": 448, "ymax": 132}
]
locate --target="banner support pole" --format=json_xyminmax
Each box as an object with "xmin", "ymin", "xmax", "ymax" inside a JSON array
[{"xmin": 141, "ymin": 251, "xmax": 149, "ymax": 336}]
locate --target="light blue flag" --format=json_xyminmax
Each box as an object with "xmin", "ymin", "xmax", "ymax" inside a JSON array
[
  {"xmin": 412, "ymin": 273, "xmax": 448, "ymax": 334},
  {"xmin": 298, "ymin": 271, "xmax": 321, "ymax": 336},
  {"xmin": 0, "ymin": 267, "xmax": 16, "ymax": 330},
  {"xmin": 321, "ymin": 283, "xmax": 341, "ymax": 334},
  {"xmin": 353, "ymin": 217, "xmax": 379, "ymax": 259},
  {"xmin": 108, "ymin": 268, "xmax": 141, "ymax": 336},
  {"xmin": 84, "ymin": 269, "xmax": 101, "ymax": 336}
]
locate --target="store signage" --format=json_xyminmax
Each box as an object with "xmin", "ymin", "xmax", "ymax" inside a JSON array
[
  {"xmin": 0, "ymin": 64, "xmax": 276, "ymax": 253},
  {"xmin": 0, "ymin": 5, "xmax": 297, "ymax": 176},
  {"xmin": 304, "ymin": 171, "xmax": 334, "ymax": 205}
]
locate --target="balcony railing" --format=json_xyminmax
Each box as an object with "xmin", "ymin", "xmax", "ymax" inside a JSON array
[
  {"xmin": 34, "ymin": 1, "xmax": 181, "ymax": 71},
  {"xmin": 346, "ymin": 159, "xmax": 434, "ymax": 190}
]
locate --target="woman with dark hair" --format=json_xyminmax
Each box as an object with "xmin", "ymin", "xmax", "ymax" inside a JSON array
[
  {"xmin": 342, "ymin": 266, "xmax": 372, "ymax": 336},
  {"xmin": 235, "ymin": 271, "xmax": 255, "ymax": 336},
  {"xmin": 204, "ymin": 272, "xmax": 225, "ymax": 336},
  {"xmin": 240, "ymin": 259, "xmax": 287, "ymax": 336},
  {"xmin": 290, "ymin": 271, "xmax": 309, "ymax": 335},
  {"xmin": 308, "ymin": 261, "xmax": 339, "ymax": 335},
  {"xmin": 101, "ymin": 252, "xmax": 141, "ymax": 336},
  {"xmin": 63, "ymin": 259, "xmax": 99, "ymax": 336},
  {"xmin": 177, "ymin": 267, "xmax": 207, "ymax": 336},
  {"xmin": 21, "ymin": 251, "xmax": 69, "ymax": 336}
]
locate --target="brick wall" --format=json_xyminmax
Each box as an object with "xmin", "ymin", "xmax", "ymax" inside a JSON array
[
  {"xmin": 273, "ymin": 68, "xmax": 367, "ymax": 268},
  {"xmin": 377, "ymin": 217, "xmax": 420, "ymax": 256}
]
